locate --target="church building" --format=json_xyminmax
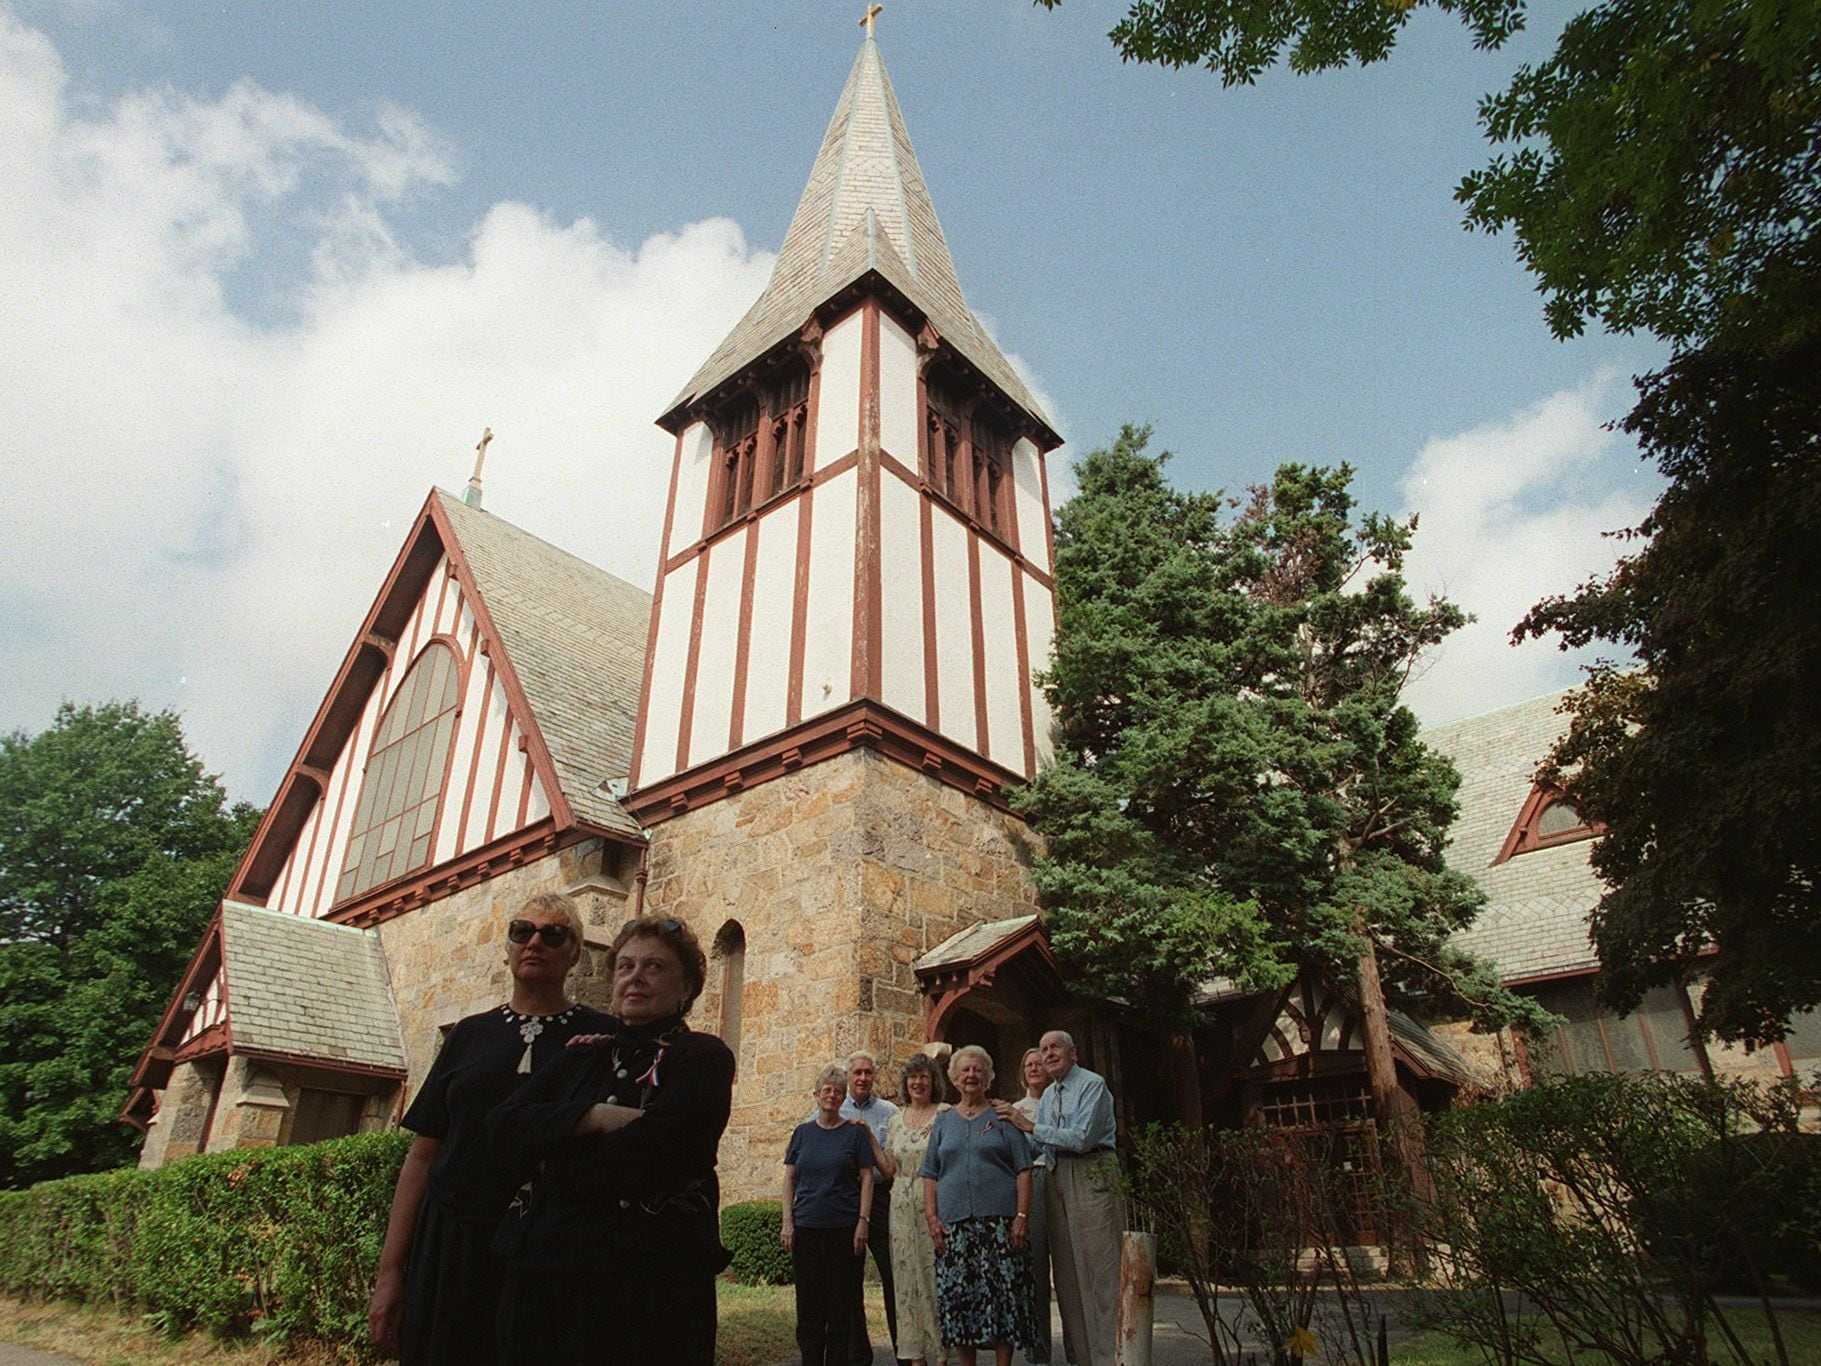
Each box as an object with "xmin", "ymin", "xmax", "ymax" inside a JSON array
[{"xmin": 125, "ymin": 31, "xmax": 1082, "ymax": 1203}]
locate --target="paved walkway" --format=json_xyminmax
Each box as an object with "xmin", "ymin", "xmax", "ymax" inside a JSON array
[{"xmin": 0, "ymin": 1347, "xmax": 80, "ymax": 1366}]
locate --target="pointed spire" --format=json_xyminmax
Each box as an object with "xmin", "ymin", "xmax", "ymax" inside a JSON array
[{"xmin": 662, "ymin": 34, "xmax": 1054, "ymax": 441}]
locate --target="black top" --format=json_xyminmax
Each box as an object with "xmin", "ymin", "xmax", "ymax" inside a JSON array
[
  {"xmin": 488, "ymin": 1013, "xmax": 735, "ymax": 1272},
  {"xmin": 785, "ymin": 1120, "xmax": 875, "ymax": 1229},
  {"xmin": 401, "ymin": 1002, "xmax": 609, "ymax": 1218}
]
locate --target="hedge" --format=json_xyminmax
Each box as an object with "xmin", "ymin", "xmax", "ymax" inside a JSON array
[
  {"xmin": 0, "ymin": 1129, "xmax": 410, "ymax": 1346},
  {"xmin": 720, "ymin": 1200, "xmax": 792, "ymax": 1285}
]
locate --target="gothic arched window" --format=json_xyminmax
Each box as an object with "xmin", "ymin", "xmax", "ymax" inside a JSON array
[
  {"xmin": 712, "ymin": 920, "xmax": 747, "ymax": 1064},
  {"xmin": 1491, "ymin": 783, "xmax": 1599, "ymax": 865},
  {"xmin": 336, "ymin": 641, "xmax": 461, "ymax": 904}
]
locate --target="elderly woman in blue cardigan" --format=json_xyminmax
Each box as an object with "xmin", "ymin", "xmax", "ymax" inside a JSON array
[{"xmin": 920, "ymin": 1044, "xmax": 1040, "ymax": 1366}]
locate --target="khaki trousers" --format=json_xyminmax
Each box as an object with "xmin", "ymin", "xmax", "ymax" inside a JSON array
[{"xmin": 1045, "ymin": 1152, "xmax": 1124, "ymax": 1366}]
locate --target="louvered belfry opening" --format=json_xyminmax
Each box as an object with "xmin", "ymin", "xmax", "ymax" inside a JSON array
[{"xmin": 711, "ymin": 361, "xmax": 812, "ymax": 530}]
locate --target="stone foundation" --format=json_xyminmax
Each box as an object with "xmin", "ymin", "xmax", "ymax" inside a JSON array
[{"xmin": 644, "ymin": 748, "xmax": 1042, "ymax": 1203}]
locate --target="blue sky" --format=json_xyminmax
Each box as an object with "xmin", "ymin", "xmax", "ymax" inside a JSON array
[{"xmin": 2, "ymin": 0, "xmax": 1662, "ymax": 802}]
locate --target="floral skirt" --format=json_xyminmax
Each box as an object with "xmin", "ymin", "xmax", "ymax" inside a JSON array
[{"xmin": 935, "ymin": 1215, "xmax": 1040, "ymax": 1351}]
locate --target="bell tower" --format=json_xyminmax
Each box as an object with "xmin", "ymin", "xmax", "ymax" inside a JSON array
[{"xmin": 626, "ymin": 29, "xmax": 1063, "ymax": 1200}]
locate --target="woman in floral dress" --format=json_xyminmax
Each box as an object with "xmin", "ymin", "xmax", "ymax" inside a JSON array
[{"xmin": 887, "ymin": 1053, "xmax": 951, "ymax": 1365}]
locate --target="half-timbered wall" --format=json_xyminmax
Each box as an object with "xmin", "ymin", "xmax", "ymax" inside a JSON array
[
  {"xmin": 264, "ymin": 553, "xmax": 551, "ymax": 919},
  {"xmin": 631, "ymin": 298, "xmax": 1058, "ymax": 798}
]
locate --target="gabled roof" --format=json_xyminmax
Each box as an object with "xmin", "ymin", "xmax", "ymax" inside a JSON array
[
  {"xmin": 219, "ymin": 900, "xmax": 404, "ymax": 1072},
  {"xmin": 124, "ymin": 899, "xmax": 405, "ymax": 1120},
  {"xmin": 229, "ymin": 489, "xmax": 649, "ymax": 906},
  {"xmin": 916, "ymin": 914, "xmax": 1044, "ymax": 973},
  {"xmin": 435, "ymin": 492, "xmax": 649, "ymax": 839},
  {"xmin": 1423, "ymin": 691, "xmax": 1604, "ymax": 983},
  {"xmin": 662, "ymin": 37, "xmax": 1055, "ymax": 443}
]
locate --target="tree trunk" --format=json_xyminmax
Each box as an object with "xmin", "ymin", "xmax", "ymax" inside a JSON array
[
  {"xmin": 1353, "ymin": 917, "xmax": 1431, "ymax": 1268},
  {"xmin": 1167, "ymin": 1028, "xmax": 1203, "ymax": 1126}
]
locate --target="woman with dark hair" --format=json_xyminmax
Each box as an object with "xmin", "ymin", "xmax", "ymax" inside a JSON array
[
  {"xmin": 488, "ymin": 915, "xmax": 735, "ymax": 1365},
  {"xmin": 886, "ymin": 1052, "xmax": 951, "ymax": 1366},
  {"xmin": 368, "ymin": 892, "xmax": 607, "ymax": 1365}
]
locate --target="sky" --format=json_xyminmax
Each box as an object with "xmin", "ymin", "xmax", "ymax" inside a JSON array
[{"xmin": 0, "ymin": 0, "xmax": 1665, "ymax": 805}]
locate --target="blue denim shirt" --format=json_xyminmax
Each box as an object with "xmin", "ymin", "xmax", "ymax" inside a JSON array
[
  {"xmin": 919, "ymin": 1106, "xmax": 1032, "ymax": 1222},
  {"xmin": 1029, "ymin": 1064, "xmax": 1117, "ymax": 1162}
]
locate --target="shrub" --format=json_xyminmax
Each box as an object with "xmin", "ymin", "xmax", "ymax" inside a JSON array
[
  {"xmin": 0, "ymin": 1129, "xmax": 410, "ymax": 1346},
  {"xmin": 1409, "ymin": 1072, "xmax": 1818, "ymax": 1366},
  {"xmin": 720, "ymin": 1200, "xmax": 793, "ymax": 1285}
]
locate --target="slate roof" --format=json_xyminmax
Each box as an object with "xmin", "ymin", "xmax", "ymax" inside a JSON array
[
  {"xmin": 437, "ymin": 492, "xmax": 650, "ymax": 841},
  {"xmin": 219, "ymin": 900, "xmax": 405, "ymax": 1071},
  {"xmin": 662, "ymin": 38, "xmax": 1054, "ymax": 440},
  {"xmin": 916, "ymin": 914, "xmax": 1042, "ymax": 973},
  {"xmin": 1424, "ymin": 690, "xmax": 1604, "ymax": 982}
]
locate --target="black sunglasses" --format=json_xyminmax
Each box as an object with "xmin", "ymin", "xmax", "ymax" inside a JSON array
[{"xmin": 508, "ymin": 919, "xmax": 574, "ymax": 947}]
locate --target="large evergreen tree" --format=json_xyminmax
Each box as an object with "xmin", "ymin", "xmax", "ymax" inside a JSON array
[
  {"xmin": 0, "ymin": 702, "xmax": 259, "ymax": 1185},
  {"xmin": 1038, "ymin": 0, "xmax": 1821, "ymax": 1044},
  {"xmin": 1013, "ymin": 431, "xmax": 1546, "ymax": 1145}
]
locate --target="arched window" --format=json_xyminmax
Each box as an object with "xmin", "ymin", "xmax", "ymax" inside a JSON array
[
  {"xmin": 712, "ymin": 920, "xmax": 746, "ymax": 1064},
  {"xmin": 336, "ymin": 641, "xmax": 461, "ymax": 903},
  {"xmin": 1492, "ymin": 784, "xmax": 1598, "ymax": 865}
]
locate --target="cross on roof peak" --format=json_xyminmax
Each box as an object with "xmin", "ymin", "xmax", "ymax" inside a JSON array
[{"xmin": 859, "ymin": 3, "xmax": 883, "ymax": 39}]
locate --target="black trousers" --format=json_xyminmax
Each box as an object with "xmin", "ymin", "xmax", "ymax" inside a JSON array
[
  {"xmin": 794, "ymin": 1225, "xmax": 866, "ymax": 1366},
  {"xmin": 851, "ymin": 1184, "xmax": 899, "ymax": 1363}
]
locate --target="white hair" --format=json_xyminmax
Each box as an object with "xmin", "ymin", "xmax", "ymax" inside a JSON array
[
  {"xmin": 1040, "ymin": 1029, "xmax": 1077, "ymax": 1054},
  {"xmin": 813, "ymin": 1064, "xmax": 849, "ymax": 1093},
  {"xmin": 845, "ymin": 1050, "xmax": 877, "ymax": 1070},
  {"xmin": 947, "ymin": 1043, "xmax": 996, "ymax": 1087}
]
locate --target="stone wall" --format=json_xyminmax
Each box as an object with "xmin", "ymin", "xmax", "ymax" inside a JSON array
[
  {"xmin": 644, "ymin": 748, "xmax": 1042, "ymax": 1203},
  {"xmin": 137, "ymin": 1057, "xmax": 223, "ymax": 1168},
  {"xmin": 375, "ymin": 836, "xmax": 638, "ymax": 1096}
]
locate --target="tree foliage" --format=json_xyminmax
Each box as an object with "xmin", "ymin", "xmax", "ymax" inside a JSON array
[
  {"xmin": 1013, "ymin": 427, "xmax": 1545, "ymax": 1033},
  {"xmin": 1514, "ymin": 338, "xmax": 1821, "ymax": 1042},
  {"xmin": 0, "ymin": 702, "xmax": 259, "ymax": 1186},
  {"xmin": 1041, "ymin": 0, "xmax": 1821, "ymax": 1044}
]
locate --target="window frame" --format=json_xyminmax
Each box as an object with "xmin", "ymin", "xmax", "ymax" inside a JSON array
[
  {"xmin": 332, "ymin": 637, "xmax": 465, "ymax": 909},
  {"xmin": 920, "ymin": 364, "xmax": 1020, "ymax": 553},
  {"xmin": 1491, "ymin": 783, "xmax": 1599, "ymax": 865},
  {"xmin": 704, "ymin": 360, "xmax": 815, "ymax": 536}
]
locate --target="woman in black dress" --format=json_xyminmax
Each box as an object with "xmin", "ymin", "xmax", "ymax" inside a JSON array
[
  {"xmin": 367, "ymin": 892, "xmax": 607, "ymax": 1364},
  {"xmin": 488, "ymin": 914, "xmax": 735, "ymax": 1366}
]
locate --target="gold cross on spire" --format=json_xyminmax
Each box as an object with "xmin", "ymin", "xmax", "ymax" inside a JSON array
[{"xmin": 859, "ymin": 3, "xmax": 883, "ymax": 39}]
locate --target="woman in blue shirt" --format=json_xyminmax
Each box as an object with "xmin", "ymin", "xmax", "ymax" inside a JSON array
[
  {"xmin": 920, "ymin": 1045, "xmax": 1040, "ymax": 1366},
  {"xmin": 783, "ymin": 1064, "xmax": 877, "ymax": 1366}
]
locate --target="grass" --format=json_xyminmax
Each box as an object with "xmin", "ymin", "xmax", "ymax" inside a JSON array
[
  {"xmin": 0, "ymin": 1282, "xmax": 888, "ymax": 1366},
  {"xmin": 1389, "ymin": 1308, "xmax": 1821, "ymax": 1364}
]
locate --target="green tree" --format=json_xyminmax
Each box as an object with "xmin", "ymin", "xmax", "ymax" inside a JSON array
[
  {"xmin": 0, "ymin": 703, "xmax": 259, "ymax": 1185},
  {"xmin": 1013, "ymin": 430, "xmax": 1546, "ymax": 1150},
  {"xmin": 1040, "ymin": 0, "xmax": 1821, "ymax": 1044}
]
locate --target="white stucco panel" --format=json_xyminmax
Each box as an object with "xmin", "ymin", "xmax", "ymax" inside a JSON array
[
  {"xmin": 815, "ymin": 310, "xmax": 863, "ymax": 469},
  {"xmin": 670, "ymin": 421, "xmax": 715, "ymax": 555},
  {"xmin": 743, "ymin": 503, "xmax": 800, "ymax": 744},
  {"xmin": 1021, "ymin": 571, "xmax": 1057, "ymax": 769},
  {"xmin": 635, "ymin": 559, "xmax": 700, "ymax": 787},
  {"xmin": 801, "ymin": 470, "xmax": 857, "ymax": 719},
  {"xmin": 1011, "ymin": 437, "xmax": 1050, "ymax": 575},
  {"xmin": 878, "ymin": 474, "xmax": 925, "ymax": 723},
  {"xmin": 929, "ymin": 506, "xmax": 976, "ymax": 752},
  {"xmin": 878, "ymin": 312, "xmax": 919, "ymax": 467},
  {"xmin": 689, "ymin": 536, "xmax": 747, "ymax": 769},
  {"xmin": 978, "ymin": 542, "xmax": 1024, "ymax": 773}
]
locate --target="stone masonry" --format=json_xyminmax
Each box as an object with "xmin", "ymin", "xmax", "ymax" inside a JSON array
[
  {"xmin": 376, "ymin": 836, "xmax": 638, "ymax": 1094},
  {"xmin": 643, "ymin": 748, "xmax": 1043, "ymax": 1203}
]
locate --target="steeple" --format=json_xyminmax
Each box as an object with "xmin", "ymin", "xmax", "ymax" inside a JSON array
[
  {"xmin": 661, "ymin": 35, "xmax": 1055, "ymax": 443},
  {"xmin": 631, "ymin": 29, "xmax": 1062, "ymax": 819}
]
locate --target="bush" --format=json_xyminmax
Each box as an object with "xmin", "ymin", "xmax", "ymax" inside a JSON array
[
  {"xmin": 0, "ymin": 1129, "xmax": 410, "ymax": 1347},
  {"xmin": 1410, "ymin": 1072, "xmax": 1819, "ymax": 1366},
  {"xmin": 720, "ymin": 1200, "xmax": 793, "ymax": 1285}
]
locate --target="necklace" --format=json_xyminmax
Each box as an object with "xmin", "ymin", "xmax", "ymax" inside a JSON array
[{"xmin": 500, "ymin": 1002, "xmax": 580, "ymax": 1073}]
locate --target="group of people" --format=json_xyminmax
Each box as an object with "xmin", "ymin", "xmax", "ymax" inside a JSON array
[
  {"xmin": 362, "ymin": 889, "xmax": 1123, "ymax": 1366},
  {"xmin": 367, "ymin": 895, "xmax": 735, "ymax": 1364},
  {"xmin": 784, "ymin": 1035, "xmax": 1125, "ymax": 1366}
]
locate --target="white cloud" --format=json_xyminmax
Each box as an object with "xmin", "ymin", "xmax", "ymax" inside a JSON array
[
  {"xmin": 1399, "ymin": 372, "xmax": 1658, "ymax": 727},
  {"xmin": 0, "ymin": 7, "xmax": 777, "ymax": 800}
]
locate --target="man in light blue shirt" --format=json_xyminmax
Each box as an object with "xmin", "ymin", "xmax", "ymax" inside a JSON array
[
  {"xmin": 806, "ymin": 1051, "xmax": 901, "ymax": 1364},
  {"xmin": 995, "ymin": 1030, "xmax": 1123, "ymax": 1365}
]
